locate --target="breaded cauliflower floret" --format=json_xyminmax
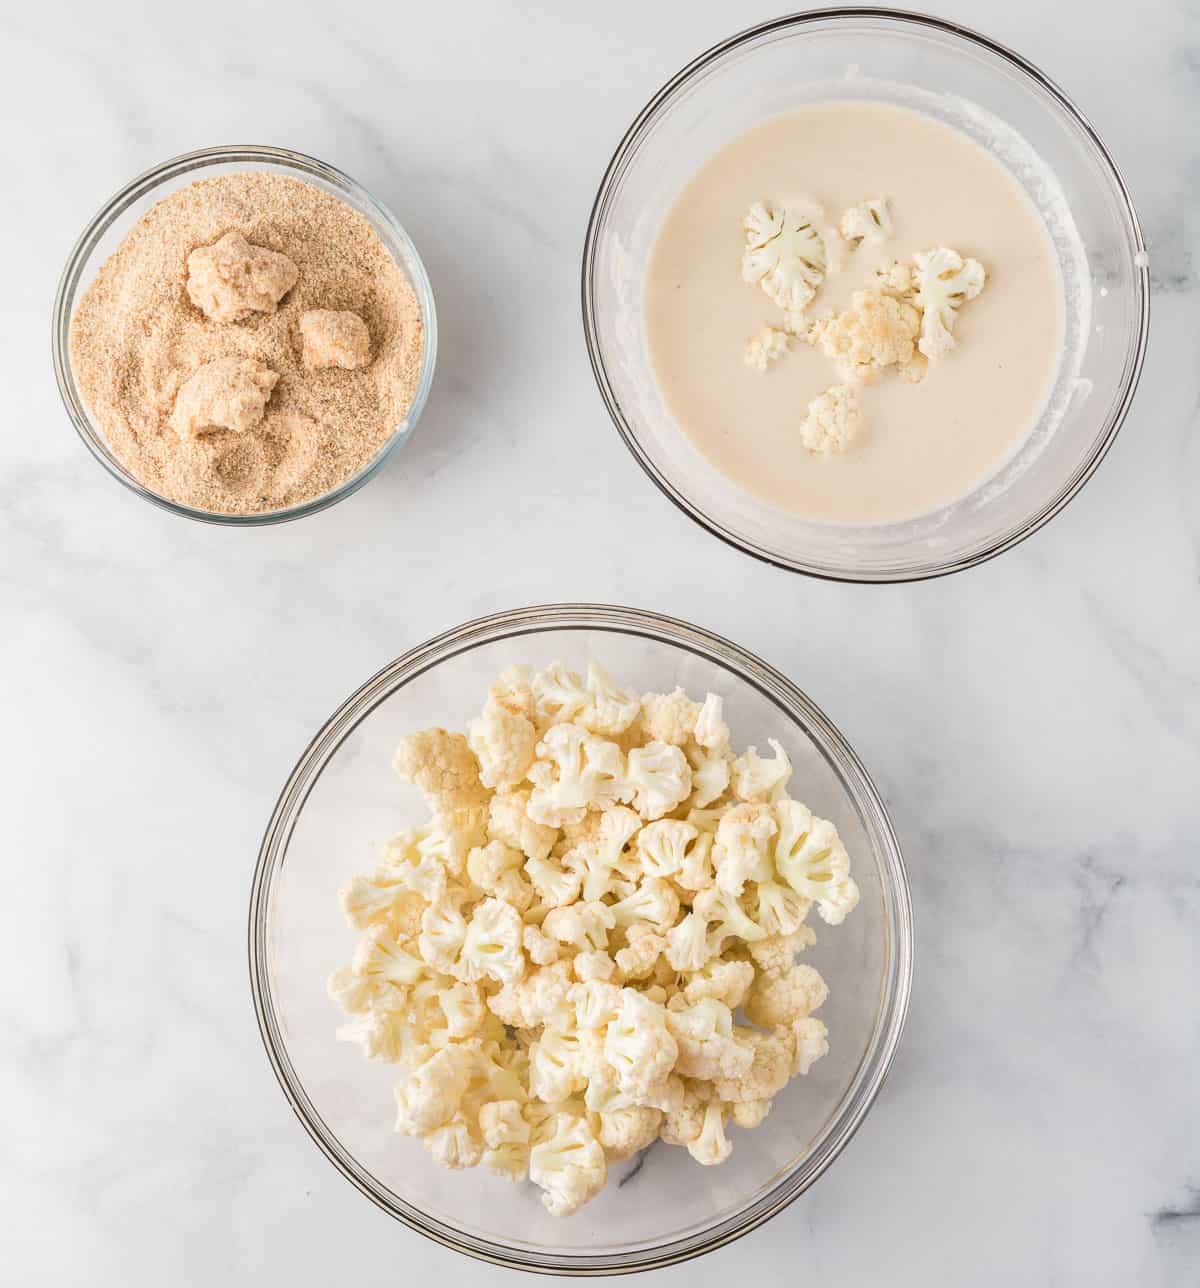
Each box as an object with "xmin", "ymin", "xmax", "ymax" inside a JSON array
[
  {"xmin": 185, "ymin": 231, "xmax": 298, "ymax": 323},
  {"xmin": 170, "ymin": 357, "xmax": 279, "ymax": 438},
  {"xmin": 744, "ymin": 326, "xmax": 790, "ymax": 372},
  {"xmin": 799, "ymin": 383, "xmax": 862, "ymax": 458},
  {"xmin": 299, "ymin": 308, "xmax": 372, "ymax": 370},
  {"xmin": 805, "ymin": 288, "xmax": 923, "ymax": 385}
]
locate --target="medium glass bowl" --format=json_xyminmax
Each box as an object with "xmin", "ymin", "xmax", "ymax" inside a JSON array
[
  {"xmin": 52, "ymin": 144, "xmax": 437, "ymax": 526},
  {"xmin": 249, "ymin": 604, "xmax": 912, "ymax": 1275},
  {"xmin": 582, "ymin": 11, "xmax": 1149, "ymax": 581}
]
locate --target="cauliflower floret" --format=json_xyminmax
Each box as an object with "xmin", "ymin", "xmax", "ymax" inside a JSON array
[
  {"xmin": 712, "ymin": 1028, "xmax": 793, "ymax": 1104},
  {"xmin": 417, "ymin": 890, "xmax": 469, "ymax": 977},
  {"xmin": 299, "ymin": 308, "xmax": 372, "ymax": 370},
  {"xmin": 730, "ymin": 1098, "xmax": 772, "ymax": 1130},
  {"xmin": 666, "ymin": 998, "xmax": 753, "ymax": 1080},
  {"xmin": 542, "ymin": 900, "xmax": 616, "ymax": 953},
  {"xmin": 351, "ymin": 924, "xmax": 427, "ymax": 991},
  {"xmin": 466, "ymin": 839, "xmax": 531, "ymax": 906},
  {"xmin": 745, "ymin": 962, "xmax": 829, "ymax": 1030},
  {"xmin": 489, "ymin": 665, "xmax": 535, "ymax": 719},
  {"xmin": 529, "ymin": 1113, "xmax": 607, "ymax": 1216},
  {"xmin": 531, "ymin": 662, "xmax": 590, "ymax": 726},
  {"xmin": 604, "ymin": 989, "xmax": 678, "ymax": 1100},
  {"xmin": 170, "ymin": 357, "xmax": 278, "ymax": 438},
  {"xmin": 326, "ymin": 964, "xmax": 376, "ymax": 1015},
  {"xmin": 674, "ymin": 826, "xmax": 716, "ymax": 892},
  {"xmin": 787, "ymin": 1016, "xmax": 830, "ymax": 1075},
  {"xmin": 741, "ymin": 201, "xmax": 827, "ymax": 313},
  {"xmin": 665, "ymin": 910, "xmax": 715, "ymax": 973},
  {"xmin": 799, "ymin": 383, "xmax": 862, "ymax": 457},
  {"xmin": 185, "ymin": 231, "xmax": 298, "ymax": 323},
  {"xmin": 573, "ymin": 949, "xmax": 617, "ymax": 983},
  {"xmin": 524, "ymin": 854, "xmax": 583, "ymax": 908},
  {"xmin": 874, "ymin": 258, "xmax": 915, "ymax": 297},
  {"xmin": 744, "ymin": 326, "xmax": 790, "ymax": 372},
  {"xmin": 839, "ymin": 197, "xmax": 892, "ymax": 247},
  {"xmin": 577, "ymin": 661, "xmax": 641, "ymax": 736},
  {"xmin": 394, "ymin": 1044, "xmax": 475, "ymax": 1135},
  {"xmin": 660, "ymin": 1082, "xmax": 705, "ymax": 1146},
  {"xmin": 440, "ymin": 979, "xmax": 488, "ymax": 1039},
  {"xmin": 563, "ymin": 804, "xmax": 642, "ymax": 901},
  {"xmin": 694, "ymin": 694, "xmax": 730, "ymax": 752},
  {"xmin": 712, "ymin": 802, "xmax": 777, "ymax": 896},
  {"xmin": 570, "ymin": 979, "xmax": 624, "ymax": 1030},
  {"xmin": 913, "ymin": 247, "xmax": 986, "ymax": 359},
  {"xmin": 338, "ymin": 868, "xmax": 429, "ymax": 935},
  {"xmin": 625, "ymin": 742, "xmax": 692, "ymax": 821},
  {"xmin": 686, "ymin": 743, "xmax": 731, "ymax": 810},
  {"xmin": 687, "ymin": 1102, "xmax": 733, "ymax": 1167},
  {"xmin": 585, "ymin": 1073, "xmax": 664, "ymax": 1161},
  {"xmin": 806, "ymin": 289, "xmax": 923, "ymax": 385},
  {"xmin": 523, "ymin": 923, "xmax": 560, "ymax": 966},
  {"xmin": 459, "ymin": 897, "xmax": 527, "ymax": 985},
  {"xmin": 772, "ymin": 800, "xmax": 860, "ymax": 925},
  {"xmin": 479, "ymin": 1099, "xmax": 532, "ymax": 1181},
  {"xmin": 467, "ymin": 699, "xmax": 537, "ymax": 790},
  {"xmin": 608, "ymin": 877, "xmax": 680, "ymax": 934},
  {"xmin": 693, "ymin": 884, "xmax": 767, "ymax": 952},
  {"xmin": 487, "ymin": 960, "xmax": 575, "ymax": 1030},
  {"xmin": 614, "ymin": 925, "xmax": 666, "ymax": 981},
  {"xmin": 636, "ymin": 819, "xmax": 697, "ymax": 879},
  {"xmin": 336, "ymin": 1008, "xmax": 419, "ymax": 1064},
  {"xmin": 423, "ymin": 1116, "xmax": 484, "ymax": 1170},
  {"xmin": 488, "ymin": 788, "xmax": 558, "ymax": 862},
  {"xmin": 748, "ymin": 879, "xmax": 811, "ymax": 938},
  {"xmin": 640, "ymin": 687, "xmax": 702, "ymax": 746},
  {"xmin": 393, "ymin": 728, "xmax": 489, "ymax": 843},
  {"xmin": 528, "ymin": 725, "xmax": 628, "ymax": 827},
  {"xmin": 731, "ymin": 740, "xmax": 792, "ymax": 802},
  {"xmin": 748, "ymin": 926, "xmax": 817, "ymax": 975},
  {"xmin": 681, "ymin": 958, "xmax": 755, "ymax": 1011},
  {"xmin": 530, "ymin": 1024, "xmax": 588, "ymax": 1103}
]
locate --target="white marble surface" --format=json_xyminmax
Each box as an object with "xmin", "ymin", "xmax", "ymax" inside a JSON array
[{"xmin": 3, "ymin": 0, "xmax": 1197, "ymax": 1283}]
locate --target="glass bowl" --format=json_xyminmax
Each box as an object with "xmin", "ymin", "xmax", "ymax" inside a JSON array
[
  {"xmin": 52, "ymin": 144, "xmax": 437, "ymax": 526},
  {"xmin": 249, "ymin": 604, "xmax": 912, "ymax": 1274},
  {"xmin": 582, "ymin": 11, "xmax": 1149, "ymax": 581}
]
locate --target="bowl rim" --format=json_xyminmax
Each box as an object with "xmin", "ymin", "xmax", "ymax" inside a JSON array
[
  {"xmin": 580, "ymin": 7, "xmax": 1150, "ymax": 583},
  {"xmin": 248, "ymin": 603, "xmax": 914, "ymax": 1275},
  {"xmin": 51, "ymin": 143, "xmax": 439, "ymax": 527}
]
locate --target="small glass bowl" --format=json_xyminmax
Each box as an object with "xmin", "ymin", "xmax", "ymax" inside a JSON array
[
  {"xmin": 52, "ymin": 144, "xmax": 437, "ymax": 526},
  {"xmin": 249, "ymin": 604, "xmax": 912, "ymax": 1275},
  {"xmin": 582, "ymin": 12, "xmax": 1149, "ymax": 581}
]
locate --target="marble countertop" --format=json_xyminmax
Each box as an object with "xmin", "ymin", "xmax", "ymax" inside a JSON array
[{"xmin": 4, "ymin": 0, "xmax": 1197, "ymax": 1283}]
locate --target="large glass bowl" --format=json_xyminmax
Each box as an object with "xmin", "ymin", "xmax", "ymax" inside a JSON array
[
  {"xmin": 582, "ymin": 11, "xmax": 1149, "ymax": 581},
  {"xmin": 249, "ymin": 605, "xmax": 912, "ymax": 1274},
  {"xmin": 52, "ymin": 144, "xmax": 437, "ymax": 526}
]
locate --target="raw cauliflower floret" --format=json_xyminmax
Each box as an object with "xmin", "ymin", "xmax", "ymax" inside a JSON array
[
  {"xmin": 185, "ymin": 231, "xmax": 298, "ymax": 323},
  {"xmin": 681, "ymin": 958, "xmax": 755, "ymax": 1011},
  {"xmin": 640, "ymin": 688, "xmax": 702, "ymax": 746},
  {"xmin": 744, "ymin": 326, "xmax": 790, "ymax": 373},
  {"xmin": 466, "ymin": 841, "xmax": 533, "ymax": 912},
  {"xmin": 636, "ymin": 819, "xmax": 698, "ymax": 879},
  {"xmin": 772, "ymin": 799, "xmax": 860, "ymax": 925},
  {"xmin": 529, "ymin": 1113, "xmax": 607, "ymax": 1216},
  {"xmin": 874, "ymin": 258, "xmax": 915, "ymax": 297},
  {"xmin": 531, "ymin": 662, "xmax": 590, "ymax": 726},
  {"xmin": 731, "ymin": 739, "xmax": 792, "ymax": 802},
  {"xmin": 170, "ymin": 357, "xmax": 278, "ymax": 438},
  {"xmin": 694, "ymin": 694, "xmax": 730, "ymax": 752},
  {"xmin": 625, "ymin": 741, "xmax": 692, "ymax": 821},
  {"xmin": 687, "ymin": 743, "xmax": 731, "ymax": 810},
  {"xmin": 479, "ymin": 1098, "xmax": 532, "ymax": 1181},
  {"xmin": 608, "ymin": 877, "xmax": 680, "ymax": 934},
  {"xmin": 467, "ymin": 699, "xmax": 537, "ymax": 790},
  {"xmin": 528, "ymin": 724, "xmax": 627, "ymax": 827},
  {"xmin": 713, "ymin": 1028, "xmax": 794, "ymax": 1104},
  {"xmin": 563, "ymin": 804, "xmax": 642, "ymax": 902},
  {"xmin": 530, "ymin": 1024, "xmax": 588, "ymax": 1103},
  {"xmin": 840, "ymin": 197, "xmax": 892, "ymax": 247},
  {"xmin": 799, "ymin": 383, "xmax": 862, "ymax": 458},
  {"xmin": 459, "ymin": 897, "xmax": 527, "ymax": 985},
  {"xmin": 299, "ymin": 308, "xmax": 372, "ymax": 370},
  {"xmin": 487, "ymin": 960, "xmax": 574, "ymax": 1030},
  {"xmin": 665, "ymin": 998, "xmax": 753, "ymax": 1081},
  {"xmin": 542, "ymin": 900, "xmax": 616, "ymax": 954},
  {"xmin": 913, "ymin": 246, "xmax": 987, "ymax": 359},
  {"xmin": 712, "ymin": 802, "xmax": 777, "ymax": 896},
  {"xmin": 687, "ymin": 1102, "xmax": 733, "ymax": 1167},
  {"xmin": 487, "ymin": 788, "xmax": 557, "ymax": 863},
  {"xmin": 805, "ymin": 289, "xmax": 923, "ymax": 385},
  {"xmin": 393, "ymin": 728, "xmax": 489, "ymax": 843},
  {"xmin": 524, "ymin": 854, "xmax": 583, "ymax": 908},
  {"xmin": 693, "ymin": 884, "xmax": 767, "ymax": 954},
  {"xmin": 394, "ymin": 1044, "xmax": 475, "ymax": 1135},
  {"xmin": 788, "ymin": 1016, "xmax": 830, "ymax": 1075},
  {"xmin": 741, "ymin": 201, "xmax": 827, "ymax": 313},
  {"xmin": 665, "ymin": 909, "xmax": 716, "ymax": 973},
  {"xmin": 614, "ymin": 925, "xmax": 666, "ymax": 981},
  {"xmin": 744, "ymin": 962, "xmax": 829, "ymax": 1030},
  {"xmin": 576, "ymin": 661, "xmax": 641, "ymax": 736},
  {"xmin": 488, "ymin": 664, "xmax": 535, "ymax": 719},
  {"xmin": 603, "ymin": 989, "xmax": 678, "ymax": 1100},
  {"xmin": 749, "ymin": 926, "xmax": 817, "ymax": 975},
  {"xmin": 523, "ymin": 922, "xmax": 560, "ymax": 966},
  {"xmin": 424, "ymin": 1116, "xmax": 484, "ymax": 1170},
  {"xmin": 351, "ymin": 923, "xmax": 427, "ymax": 992},
  {"xmin": 748, "ymin": 879, "xmax": 811, "ymax": 938}
]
